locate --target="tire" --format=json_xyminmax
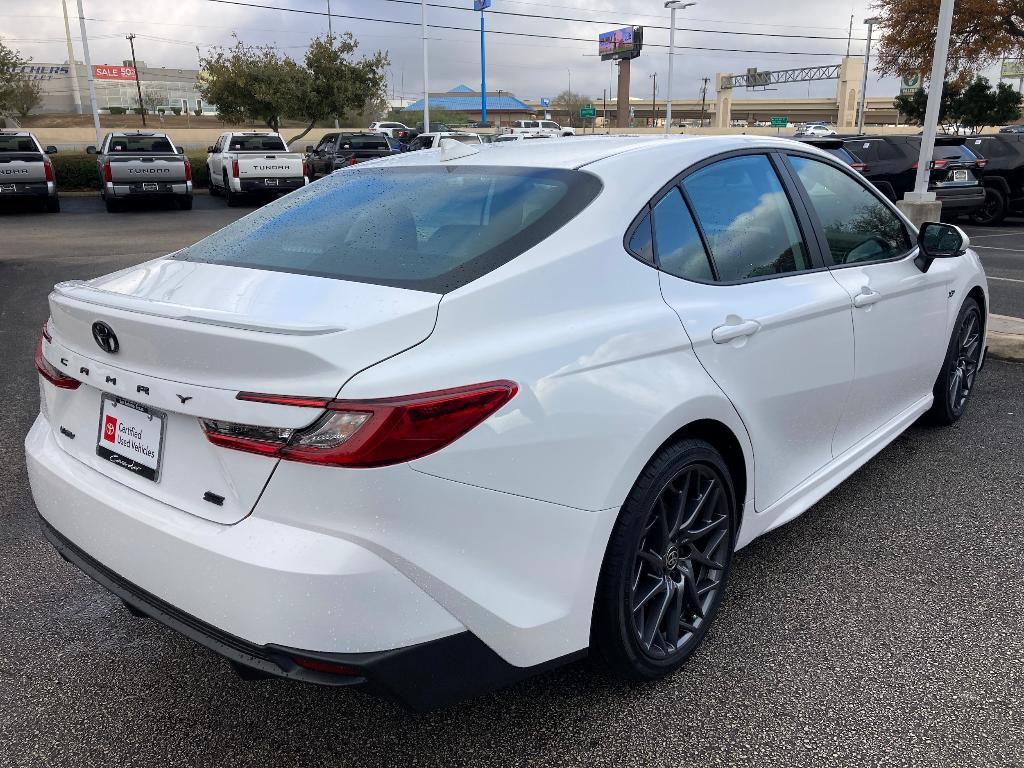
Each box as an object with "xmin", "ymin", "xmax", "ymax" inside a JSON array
[
  {"xmin": 45, "ymin": 196, "xmax": 60, "ymax": 213},
  {"xmin": 592, "ymin": 439, "xmax": 737, "ymax": 681},
  {"xmin": 926, "ymin": 297, "xmax": 983, "ymax": 426},
  {"xmin": 969, "ymin": 186, "xmax": 1007, "ymax": 226},
  {"xmin": 208, "ymin": 174, "xmax": 221, "ymax": 197},
  {"xmin": 224, "ymin": 172, "xmax": 240, "ymax": 207},
  {"xmin": 104, "ymin": 196, "xmax": 120, "ymax": 213},
  {"xmin": 178, "ymin": 195, "xmax": 193, "ymax": 211}
]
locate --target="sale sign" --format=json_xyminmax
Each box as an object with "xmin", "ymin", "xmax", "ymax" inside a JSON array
[{"xmin": 93, "ymin": 65, "xmax": 137, "ymax": 81}]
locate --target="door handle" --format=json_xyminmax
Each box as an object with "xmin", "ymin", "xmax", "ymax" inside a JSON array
[
  {"xmin": 853, "ymin": 288, "xmax": 882, "ymax": 308},
  {"xmin": 712, "ymin": 319, "xmax": 761, "ymax": 344}
]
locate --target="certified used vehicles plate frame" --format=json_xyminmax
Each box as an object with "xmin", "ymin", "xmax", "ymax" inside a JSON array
[
  {"xmin": 95, "ymin": 393, "xmax": 167, "ymax": 482},
  {"xmin": 952, "ymin": 169, "xmax": 968, "ymax": 182}
]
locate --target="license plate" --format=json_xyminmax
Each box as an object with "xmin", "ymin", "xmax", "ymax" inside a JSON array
[
  {"xmin": 0, "ymin": 184, "xmax": 15, "ymax": 193},
  {"xmin": 96, "ymin": 394, "xmax": 166, "ymax": 482},
  {"xmin": 264, "ymin": 178, "xmax": 279, "ymax": 186},
  {"xmin": 952, "ymin": 169, "xmax": 968, "ymax": 182},
  {"xmin": 142, "ymin": 182, "xmax": 159, "ymax": 191}
]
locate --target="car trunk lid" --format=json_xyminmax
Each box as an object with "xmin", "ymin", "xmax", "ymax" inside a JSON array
[
  {"xmin": 107, "ymin": 154, "xmax": 187, "ymax": 184},
  {"xmin": 235, "ymin": 153, "xmax": 304, "ymax": 178}
]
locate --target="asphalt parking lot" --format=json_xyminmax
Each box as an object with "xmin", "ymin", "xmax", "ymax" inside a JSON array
[{"xmin": 2, "ymin": 198, "xmax": 1023, "ymax": 767}]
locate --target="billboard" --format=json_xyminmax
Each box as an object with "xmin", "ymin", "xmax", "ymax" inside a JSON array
[
  {"xmin": 93, "ymin": 65, "xmax": 137, "ymax": 81},
  {"xmin": 473, "ymin": 0, "xmax": 491, "ymax": 9},
  {"xmin": 599, "ymin": 26, "xmax": 643, "ymax": 62},
  {"xmin": 1001, "ymin": 58, "xmax": 1024, "ymax": 79}
]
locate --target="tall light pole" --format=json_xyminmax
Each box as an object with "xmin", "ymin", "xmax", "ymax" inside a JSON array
[
  {"xmin": 664, "ymin": 1, "xmax": 696, "ymax": 134},
  {"xmin": 421, "ymin": 0, "xmax": 430, "ymax": 132},
  {"xmin": 60, "ymin": 0, "xmax": 83, "ymax": 114},
  {"xmin": 913, "ymin": 0, "xmax": 957, "ymax": 196},
  {"xmin": 477, "ymin": 0, "xmax": 489, "ymax": 126},
  {"xmin": 857, "ymin": 17, "xmax": 879, "ymax": 134},
  {"xmin": 76, "ymin": 0, "xmax": 101, "ymax": 148},
  {"xmin": 328, "ymin": 0, "xmax": 339, "ymax": 128}
]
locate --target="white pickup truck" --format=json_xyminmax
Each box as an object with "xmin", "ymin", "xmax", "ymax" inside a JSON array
[
  {"xmin": 207, "ymin": 132, "xmax": 308, "ymax": 207},
  {"xmin": 500, "ymin": 120, "xmax": 575, "ymax": 138}
]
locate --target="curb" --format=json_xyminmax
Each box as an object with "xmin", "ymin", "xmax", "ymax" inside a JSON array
[{"xmin": 988, "ymin": 314, "xmax": 1024, "ymax": 363}]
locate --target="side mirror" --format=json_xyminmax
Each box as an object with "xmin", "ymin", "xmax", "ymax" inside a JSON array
[
  {"xmin": 86, "ymin": 145, "xmax": 97, "ymax": 154},
  {"xmin": 305, "ymin": 145, "xmax": 314, "ymax": 153},
  {"xmin": 177, "ymin": 146, "xmax": 184, "ymax": 154},
  {"xmin": 918, "ymin": 222, "xmax": 969, "ymax": 258},
  {"xmin": 45, "ymin": 145, "xmax": 58, "ymax": 154},
  {"xmin": 207, "ymin": 145, "xmax": 216, "ymax": 153}
]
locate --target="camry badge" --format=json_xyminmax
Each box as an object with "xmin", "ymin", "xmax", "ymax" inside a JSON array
[{"xmin": 91, "ymin": 322, "xmax": 119, "ymax": 354}]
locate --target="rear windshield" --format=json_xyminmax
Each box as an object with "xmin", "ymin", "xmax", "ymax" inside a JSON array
[
  {"xmin": 173, "ymin": 166, "xmax": 603, "ymax": 293},
  {"xmin": 229, "ymin": 135, "xmax": 287, "ymax": 152},
  {"xmin": 0, "ymin": 136, "xmax": 39, "ymax": 152},
  {"xmin": 340, "ymin": 136, "xmax": 390, "ymax": 150},
  {"xmin": 107, "ymin": 136, "xmax": 175, "ymax": 153},
  {"xmin": 824, "ymin": 146, "xmax": 858, "ymax": 164},
  {"xmin": 906, "ymin": 139, "xmax": 977, "ymax": 161}
]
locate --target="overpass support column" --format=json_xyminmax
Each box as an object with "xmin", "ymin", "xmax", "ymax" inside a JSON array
[
  {"xmin": 836, "ymin": 56, "xmax": 864, "ymax": 130},
  {"xmin": 714, "ymin": 73, "xmax": 732, "ymax": 129}
]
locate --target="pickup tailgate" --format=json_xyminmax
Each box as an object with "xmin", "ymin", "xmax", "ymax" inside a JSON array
[
  {"xmin": 236, "ymin": 153, "xmax": 304, "ymax": 178},
  {"xmin": 107, "ymin": 154, "xmax": 187, "ymax": 183},
  {"xmin": 0, "ymin": 152, "xmax": 46, "ymax": 183},
  {"xmin": 42, "ymin": 259, "xmax": 441, "ymax": 524}
]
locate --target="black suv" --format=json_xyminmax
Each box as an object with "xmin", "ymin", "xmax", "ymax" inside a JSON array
[
  {"xmin": 961, "ymin": 134, "xmax": 1024, "ymax": 225},
  {"xmin": 305, "ymin": 133, "xmax": 400, "ymax": 179},
  {"xmin": 842, "ymin": 135, "xmax": 986, "ymax": 217}
]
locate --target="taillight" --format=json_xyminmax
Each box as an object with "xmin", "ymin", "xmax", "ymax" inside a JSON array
[
  {"xmin": 931, "ymin": 159, "xmax": 948, "ymax": 170},
  {"xmin": 232, "ymin": 159, "xmax": 239, "ymax": 178},
  {"xmin": 850, "ymin": 162, "xmax": 868, "ymax": 173},
  {"xmin": 201, "ymin": 380, "xmax": 518, "ymax": 468},
  {"xmin": 975, "ymin": 158, "xmax": 988, "ymax": 168},
  {"xmin": 302, "ymin": 158, "xmax": 309, "ymax": 177},
  {"xmin": 183, "ymin": 158, "xmax": 192, "ymax": 181},
  {"xmin": 35, "ymin": 335, "xmax": 80, "ymax": 390},
  {"xmin": 349, "ymin": 156, "xmax": 357, "ymax": 166},
  {"xmin": 102, "ymin": 161, "xmax": 112, "ymax": 183},
  {"xmin": 43, "ymin": 158, "xmax": 54, "ymax": 182}
]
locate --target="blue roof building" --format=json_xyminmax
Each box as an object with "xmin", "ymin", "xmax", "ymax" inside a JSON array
[{"xmin": 402, "ymin": 85, "xmax": 536, "ymax": 123}]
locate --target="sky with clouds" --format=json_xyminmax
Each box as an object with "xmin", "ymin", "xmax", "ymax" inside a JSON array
[{"xmin": 2, "ymin": 0, "xmax": 964, "ymax": 105}]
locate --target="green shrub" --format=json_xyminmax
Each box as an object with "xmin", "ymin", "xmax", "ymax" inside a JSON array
[
  {"xmin": 157, "ymin": 107, "xmax": 166, "ymax": 115},
  {"xmin": 108, "ymin": 106, "xmax": 126, "ymax": 115},
  {"xmin": 172, "ymin": 107, "xmax": 182, "ymax": 116},
  {"xmin": 51, "ymin": 151, "xmax": 212, "ymax": 190},
  {"xmin": 193, "ymin": 107, "xmax": 202, "ymax": 116}
]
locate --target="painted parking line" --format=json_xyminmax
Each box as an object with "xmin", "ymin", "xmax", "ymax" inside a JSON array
[
  {"xmin": 988, "ymin": 276, "xmax": 1024, "ymax": 284},
  {"xmin": 972, "ymin": 245, "xmax": 1024, "ymax": 253},
  {"xmin": 965, "ymin": 232, "xmax": 1024, "ymax": 240}
]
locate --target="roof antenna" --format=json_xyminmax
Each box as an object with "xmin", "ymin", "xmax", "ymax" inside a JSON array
[{"xmin": 439, "ymin": 137, "xmax": 480, "ymax": 161}]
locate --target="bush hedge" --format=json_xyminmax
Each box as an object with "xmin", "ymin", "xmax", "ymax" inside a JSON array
[{"xmin": 51, "ymin": 151, "xmax": 211, "ymax": 190}]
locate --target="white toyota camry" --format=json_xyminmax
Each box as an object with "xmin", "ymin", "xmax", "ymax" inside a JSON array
[{"xmin": 27, "ymin": 136, "xmax": 988, "ymax": 710}]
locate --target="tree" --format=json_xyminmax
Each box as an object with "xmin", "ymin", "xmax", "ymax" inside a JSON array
[
  {"xmin": 388, "ymin": 108, "xmax": 462, "ymax": 129},
  {"xmin": 894, "ymin": 82, "xmax": 959, "ymax": 131},
  {"xmin": 551, "ymin": 90, "xmax": 591, "ymax": 127},
  {"xmin": 875, "ymin": 0, "xmax": 1024, "ymax": 83},
  {"xmin": 894, "ymin": 77, "xmax": 1023, "ymax": 133},
  {"xmin": 9, "ymin": 77, "xmax": 42, "ymax": 119},
  {"xmin": 0, "ymin": 37, "xmax": 29, "ymax": 117},
  {"xmin": 140, "ymin": 85, "xmax": 163, "ymax": 115}
]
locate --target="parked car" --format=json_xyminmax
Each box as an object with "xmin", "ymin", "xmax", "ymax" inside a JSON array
[
  {"xmin": 998, "ymin": 124, "xmax": 1024, "ymax": 134},
  {"xmin": 207, "ymin": 131, "xmax": 307, "ymax": 207},
  {"xmin": 28, "ymin": 136, "xmax": 988, "ymax": 711},
  {"xmin": 305, "ymin": 133, "xmax": 400, "ymax": 178},
  {"xmin": 959, "ymin": 133, "xmax": 1024, "ymax": 225},
  {"xmin": 794, "ymin": 138, "xmax": 867, "ymax": 172},
  {"xmin": 794, "ymin": 124, "xmax": 837, "ymax": 138},
  {"xmin": 492, "ymin": 133, "xmax": 554, "ymax": 143},
  {"xmin": 368, "ymin": 121, "xmax": 409, "ymax": 136},
  {"xmin": 87, "ymin": 131, "xmax": 192, "ymax": 212},
  {"xmin": 407, "ymin": 132, "xmax": 483, "ymax": 151},
  {"xmin": 0, "ymin": 130, "xmax": 60, "ymax": 212},
  {"xmin": 843, "ymin": 135, "xmax": 986, "ymax": 216},
  {"xmin": 500, "ymin": 119, "xmax": 576, "ymax": 138}
]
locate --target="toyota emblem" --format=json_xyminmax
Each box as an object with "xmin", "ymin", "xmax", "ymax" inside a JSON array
[{"xmin": 92, "ymin": 321, "xmax": 119, "ymax": 354}]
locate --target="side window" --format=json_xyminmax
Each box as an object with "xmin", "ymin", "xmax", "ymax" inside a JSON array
[
  {"xmin": 316, "ymin": 135, "xmax": 335, "ymax": 152},
  {"xmin": 627, "ymin": 211, "xmax": 654, "ymax": 264},
  {"xmin": 652, "ymin": 188, "xmax": 714, "ymax": 281},
  {"xmin": 851, "ymin": 141, "xmax": 878, "ymax": 163},
  {"xmin": 789, "ymin": 156, "xmax": 912, "ymax": 265},
  {"xmin": 682, "ymin": 154, "xmax": 812, "ymax": 281},
  {"xmin": 874, "ymin": 141, "xmax": 906, "ymax": 162}
]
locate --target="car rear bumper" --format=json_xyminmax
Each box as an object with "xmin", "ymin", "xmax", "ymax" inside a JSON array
[
  {"xmin": 935, "ymin": 186, "xmax": 985, "ymax": 213},
  {"xmin": 108, "ymin": 181, "xmax": 191, "ymax": 198},
  {"xmin": 0, "ymin": 181, "xmax": 56, "ymax": 197},
  {"xmin": 238, "ymin": 176, "xmax": 306, "ymax": 193}
]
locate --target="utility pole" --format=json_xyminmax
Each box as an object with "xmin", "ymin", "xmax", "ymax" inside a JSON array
[
  {"xmin": 857, "ymin": 17, "xmax": 879, "ymax": 134},
  {"xmin": 76, "ymin": 0, "xmax": 101, "ymax": 148},
  {"xmin": 650, "ymin": 72, "xmax": 657, "ymax": 127},
  {"xmin": 421, "ymin": 0, "xmax": 430, "ymax": 132},
  {"xmin": 60, "ymin": 0, "xmax": 83, "ymax": 114},
  {"xmin": 126, "ymin": 34, "xmax": 146, "ymax": 127},
  {"xmin": 699, "ymin": 76, "xmax": 709, "ymax": 128},
  {"xmin": 846, "ymin": 14, "xmax": 853, "ymax": 57}
]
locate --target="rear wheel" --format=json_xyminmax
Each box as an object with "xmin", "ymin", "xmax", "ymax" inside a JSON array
[
  {"xmin": 104, "ymin": 195, "xmax": 120, "ymax": 213},
  {"xmin": 178, "ymin": 195, "xmax": 193, "ymax": 211},
  {"xmin": 593, "ymin": 439, "xmax": 736, "ymax": 680},
  {"xmin": 969, "ymin": 187, "xmax": 1007, "ymax": 226},
  {"xmin": 927, "ymin": 297, "xmax": 983, "ymax": 425},
  {"xmin": 44, "ymin": 195, "xmax": 60, "ymax": 213},
  {"xmin": 208, "ymin": 174, "xmax": 221, "ymax": 197},
  {"xmin": 224, "ymin": 172, "xmax": 240, "ymax": 207}
]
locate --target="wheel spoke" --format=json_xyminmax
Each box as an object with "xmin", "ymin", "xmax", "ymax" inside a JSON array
[
  {"xmin": 668, "ymin": 471, "xmax": 692, "ymax": 538},
  {"xmin": 637, "ymin": 549, "xmax": 664, "ymax": 574},
  {"xmin": 683, "ymin": 511, "xmax": 727, "ymax": 543},
  {"xmin": 633, "ymin": 576, "xmax": 667, "ymax": 613},
  {"xmin": 665, "ymin": 580, "xmax": 684, "ymax": 645}
]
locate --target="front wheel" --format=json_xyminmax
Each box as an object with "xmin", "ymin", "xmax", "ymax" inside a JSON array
[
  {"xmin": 969, "ymin": 187, "xmax": 1007, "ymax": 226},
  {"xmin": 592, "ymin": 439, "xmax": 736, "ymax": 680},
  {"xmin": 927, "ymin": 297, "xmax": 983, "ymax": 425}
]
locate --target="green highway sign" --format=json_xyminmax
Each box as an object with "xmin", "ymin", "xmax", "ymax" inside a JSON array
[
  {"xmin": 770, "ymin": 116, "xmax": 788, "ymax": 128},
  {"xmin": 580, "ymin": 104, "xmax": 597, "ymax": 119}
]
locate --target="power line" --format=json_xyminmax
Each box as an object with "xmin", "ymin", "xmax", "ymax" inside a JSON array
[{"xmin": 204, "ymin": 0, "xmax": 849, "ymax": 57}]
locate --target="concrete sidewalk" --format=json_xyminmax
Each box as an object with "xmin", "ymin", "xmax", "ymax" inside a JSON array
[{"xmin": 990, "ymin": 314, "xmax": 1024, "ymax": 361}]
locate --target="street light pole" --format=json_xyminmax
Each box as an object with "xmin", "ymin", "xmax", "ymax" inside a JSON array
[
  {"xmin": 60, "ymin": 0, "xmax": 83, "ymax": 115},
  {"xmin": 913, "ymin": 0, "xmax": 956, "ymax": 195},
  {"xmin": 76, "ymin": 0, "xmax": 101, "ymax": 148},
  {"xmin": 664, "ymin": 1, "xmax": 696, "ymax": 134},
  {"xmin": 857, "ymin": 17, "xmax": 879, "ymax": 134},
  {"xmin": 421, "ymin": 0, "xmax": 430, "ymax": 132},
  {"xmin": 650, "ymin": 72, "xmax": 657, "ymax": 127}
]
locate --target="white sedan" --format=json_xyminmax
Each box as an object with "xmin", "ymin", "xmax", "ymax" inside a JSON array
[{"xmin": 27, "ymin": 135, "xmax": 988, "ymax": 710}]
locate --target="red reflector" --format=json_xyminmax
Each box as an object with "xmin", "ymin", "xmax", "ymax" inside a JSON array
[
  {"xmin": 291, "ymin": 656, "xmax": 361, "ymax": 676},
  {"xmin": 184, "ymin": 158, "xmax": 192, "ymax": 181},
  {"xmin": 43, "ymin": 158, "xmax": 54, "ymax": 182},
  {"xmin": 349, "ymin": 156, "xmax": 357, "ymax": 166},
  {"xmin": 302, "ymin": 158, "xmax": 309, "ymax": 178},
  {"xmin": 102, "ymin": 161, "xmax": 112, "ymax": 183},
  {"xmin": 205, "ymin": 381, "xmax": 519, "ymax": 467},
  {"xmin": 232, "ymin": 159, "xmax": 239, "ymax": 178},
  {"xmin": 35, "ymin": 337, "xmax": 80, "ymax": 390}
]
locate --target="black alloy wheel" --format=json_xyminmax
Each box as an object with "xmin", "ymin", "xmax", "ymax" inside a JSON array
[
  {"xmin": 593, "ymin": 439, "xmax": 736, "ymax": 680},
  {"xmin": 969, "ymin": 187, "xmax": 1007, "ymax": 226},
  {"xmin": 928, "ymin": 297, "xmax": 983, "ymax": 425}
]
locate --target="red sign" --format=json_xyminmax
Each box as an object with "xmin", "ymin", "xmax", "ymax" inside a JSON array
[
  {"xmin": 103, "ymin": 415, "xmax": 118, "ymax": 443},
  {"xmin": 93, "ymin": 65, "xmax": 137, "ymax": 81}
]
